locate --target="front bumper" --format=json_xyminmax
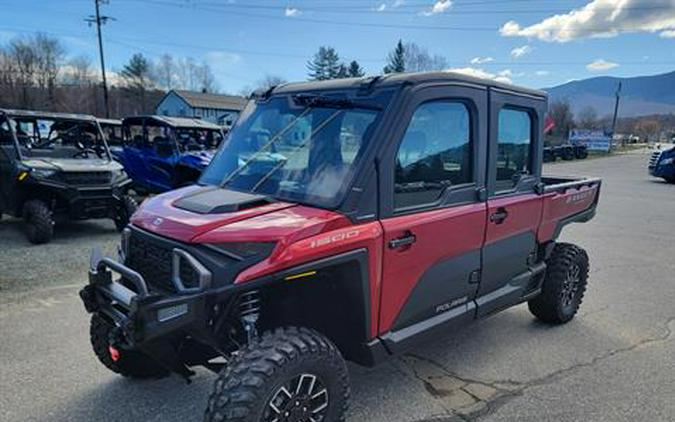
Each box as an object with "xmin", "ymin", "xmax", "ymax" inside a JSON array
[
  {"xmin": 30, "ymin": 178, "xmax": 132, "ymax": 219},
  {"xmin": 80, "ymin": 247, "xmax": 211, "ymax": 347}
]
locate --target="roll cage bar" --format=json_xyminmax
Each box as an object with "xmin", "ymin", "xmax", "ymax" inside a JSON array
[{"xmin": 0, "ymin": 109, "xmax": 113, "ymax": 161}]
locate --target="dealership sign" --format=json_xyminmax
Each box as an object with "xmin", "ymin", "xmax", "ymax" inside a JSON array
[{"xmin": 569, "ymin": 129, "xmax": 613, "ymax": 151}]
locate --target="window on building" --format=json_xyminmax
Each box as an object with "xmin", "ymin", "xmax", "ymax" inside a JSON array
[
  {"xmin": 394, "ymin": 101, "xmax": 472, "ymax": 210},
  {"xmin": 495, "ymin": 108, "xmax": 532, "ymax": 192}
]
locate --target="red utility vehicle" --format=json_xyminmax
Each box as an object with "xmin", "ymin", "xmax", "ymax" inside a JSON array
[{"xmin": 81, "ymin": 72, "xmax": 601, "ymax": 422}]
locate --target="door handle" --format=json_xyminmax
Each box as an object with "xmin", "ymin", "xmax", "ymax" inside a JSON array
[
  {"xmin": 389, "ymin": 231, "xmax": 416, "ymax": 249},
  {"xmin": 490, "ymin": 207, "xmax": 508, "ymax": 224}
]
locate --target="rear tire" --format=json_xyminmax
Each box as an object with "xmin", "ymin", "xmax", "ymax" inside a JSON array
[
  {"xmin": 114, "ymin": 195, "xmax": 138, "ymax": 232},
  {"xmin": 528, "ymin": 243, "xmax": 589, "ymax": 324},
  {"xmin": 23, "ymin": 199, "xmax": 53, "ymax": 244},
  {"xmin": 204, "ymin": 327, "xmax": 349, "ymax": 422},
  {"xmin": 89, "ymin": 314, "xmax": 169, "ymax": 378}
]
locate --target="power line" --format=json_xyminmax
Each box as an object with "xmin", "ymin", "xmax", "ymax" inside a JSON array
[
  {"xmin": 85, "ymin": 0, "xmax": 114, "ymax": 118},
  {"xmin": 112, "ymin": 0, "xmax": 675, "ymax": 33}
]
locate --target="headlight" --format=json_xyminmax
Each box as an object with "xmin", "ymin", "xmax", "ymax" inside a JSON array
[
  {"xmin": 660, "ymin": 157, "xmax": 674, "ymax": 165},
  {"xmin": 30, "ymin": 168, "xmax": 57, "ymax": 179},
  {"xmin": 207, "ymin": 242, "xmax": 276, "ymax": 260},
  {"xmin": 111, "ymin": 169, "xmax": 129, "ymax": 182}
]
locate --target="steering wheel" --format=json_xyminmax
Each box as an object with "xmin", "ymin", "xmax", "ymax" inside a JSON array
[{"xmin": 73, "ymin": 147, "xmax": 98, "ymax": 158}]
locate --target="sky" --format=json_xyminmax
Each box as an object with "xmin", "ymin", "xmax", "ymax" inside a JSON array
[{"xmin": 1, "ymin": 0, "xmax": 674, "ymax": 94}]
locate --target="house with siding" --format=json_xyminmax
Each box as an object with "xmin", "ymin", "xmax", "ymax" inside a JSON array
[{"xmin": 155, "ymin": 90, "xmax": 248, "ymax": 126}]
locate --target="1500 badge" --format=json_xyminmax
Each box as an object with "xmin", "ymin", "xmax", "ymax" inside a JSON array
[
  {"xmin": 310, "ymin": 230, "xmax": 361, "ymax": 248},
  {"xmin": 566, "ymin": 189, "xmax": 594, "ymax": 204}
]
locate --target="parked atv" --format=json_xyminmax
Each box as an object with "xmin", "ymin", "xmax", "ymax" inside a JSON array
[
  {"xmin": 553, "ymin": 144, "xmax": 575, "ymax": 160},
  {"xmin": 572, "ymin": 143, "xmax": 588, "ymax": 159},
  {"xmin": 113, "ymin": 116, "xmax": 224, "ymax": 193},
  {"xmin": 0, "ymin": 109, "xmax": 136, "ymax": 244},
  {"xmin": 81, "ymin": 73, "xmax": 601, "ymax": 421}
]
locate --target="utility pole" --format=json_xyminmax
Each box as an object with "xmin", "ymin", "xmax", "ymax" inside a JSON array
[
  {"xmin": 86, "ymin": 0, "xmax": 114, "ymax": 118},
  {"xmin": 610, "ymin": 81, "xmax": 622, "ymax": 151}
]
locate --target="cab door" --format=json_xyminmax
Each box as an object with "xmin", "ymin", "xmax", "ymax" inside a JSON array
[
  {"xmin": 377, "ymin": 84, "xmax": 488, "ymax": 339},
  {"xmin": 475, "ymin": 89, "xmax": 546, "ymax": 317}
]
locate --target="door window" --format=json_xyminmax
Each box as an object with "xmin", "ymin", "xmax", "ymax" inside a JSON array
[
  {"xmin": 0, "ymin": 119, "xmax": 13, "ymax": 146},
  {"xmin": 394, "ymin": 101, "xmax": 472, "ymax": 210},
  {"xmin": 496, "ymin": 108, "xmax": 532, "ymax": 192}
]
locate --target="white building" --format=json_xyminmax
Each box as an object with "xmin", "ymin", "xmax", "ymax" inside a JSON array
[{"xmin": 155, "ymin": 90, "xmax": 248, "ymax": 126}]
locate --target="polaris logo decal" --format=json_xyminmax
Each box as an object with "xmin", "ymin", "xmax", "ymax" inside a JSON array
[
  {"xmin": 435, "ymin": 296, "xmax": 468, "ymax": 313},
  {"xmin": 310, "ymin": 230, "xmax": 360, "ymax": 248}
]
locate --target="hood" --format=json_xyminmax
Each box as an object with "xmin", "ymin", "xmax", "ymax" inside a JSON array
[
  {"xmin": 178, "ymin": 149, "xmax": 216, "ymax": 169},
  {"xmin": 131, "ymin": 185, "xmax": 352, "ymax": 244},
  {"xmin": 22, "ymin": 158, "xmax": 122, "ymax": 172}
]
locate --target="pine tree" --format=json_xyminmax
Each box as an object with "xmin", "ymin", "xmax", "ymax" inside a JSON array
[
  {"xmin": 383, "ymin": 40, "xmax": 405, "ymax": 74},
  {"xmin": 348, "ymin": 60, "xmax": 365, "ymax": 77},
  {"xmin": 336, "ymin": 63, "xmax": 349, "ymax": 79},
  {"xmin": 121, "ymin": 53, "xmax": 153, "ymax": 112},
  {"xmin": 307, "ymin": 46, "xmax": 341, "ymax": 80}
]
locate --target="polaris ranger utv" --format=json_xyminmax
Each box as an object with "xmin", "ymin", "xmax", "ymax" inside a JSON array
[
  {"xmin": 0, "ymin": 109, "xmax": 136, "ymax": 244},
  {"xmin": 80, "ymin": 72, "xmax": 601, "ymax": 421},
  {"xmin": 113, "ymin": 115, "xmax": 224, "ymax": 193}
]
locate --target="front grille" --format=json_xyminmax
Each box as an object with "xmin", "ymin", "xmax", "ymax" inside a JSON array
[
  {"xmin": 649, "ymin": 151, "xmax": 662, "ymax": 168},
  {"xmin": 126, "ymin": 232, "xmax": 200, "ymax": 293},
  {"xmin": 62, "ymin": 171, "xmax": 111, "ymax": 185}
]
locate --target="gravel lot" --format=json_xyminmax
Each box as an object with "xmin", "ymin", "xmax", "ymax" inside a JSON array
[{"xmin": 1, "ymin": 150, "xmax": 673, "ymax": 422}]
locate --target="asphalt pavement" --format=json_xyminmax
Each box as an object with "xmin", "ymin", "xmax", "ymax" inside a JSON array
[{"xmin": 1, "ymin": 150, "xmax": 673, "ymax": 422}]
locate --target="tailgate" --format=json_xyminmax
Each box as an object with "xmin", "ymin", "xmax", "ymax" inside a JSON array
[{"xmin": 538, "ymin": 177, "xmax": 601, "ymax": 242}]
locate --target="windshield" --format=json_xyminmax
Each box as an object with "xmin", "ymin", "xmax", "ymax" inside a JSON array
[
  {"xmin": 176, "ymin": 128, "xmax": 223, "ymax": 151},
  {"xmin": 123, "ymin": 122, "xmax": 223, "ymax": 154},
  {"xmin": 200, "ymin": 95, "xmax": 383, "ymax": 208},
  {"xmin": 9, "ymin": 117, "xmax": 109, "ymax": 161}
]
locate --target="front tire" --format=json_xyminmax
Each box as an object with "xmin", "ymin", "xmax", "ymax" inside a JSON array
[
  {"xmin": 89, "ymin": 314, "xmax": 169, "ymax": 378},
  {"xmin": 528, "ymin": 243, "xmax": 589, "ymax": 324},
  {"xmin": 205, "ymin": 327, "xmax": 349, "ymax": 422},
  {"xmin": 114, "ymin": 195, "xmax": 138, "ymax": 232},
  {"xmin": 23, "ymin": 199, "xmax": 53, "ymax": 244}
]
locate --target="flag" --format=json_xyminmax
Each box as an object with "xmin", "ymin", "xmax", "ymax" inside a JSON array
[{"xmin": 544, "ymin": 115, "xmax": 555, "ymax": 134}]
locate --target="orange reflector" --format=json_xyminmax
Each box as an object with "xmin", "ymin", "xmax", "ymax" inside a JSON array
[
  {"xmin": 284, "ymin": 270, "xmax": 317, "ymax": 281},
  {"xmin": 108, "ymin": 346, "xmax": 120, "ymax": 362},
  {"xmin": 18, "ymin": 171, "xmax": 29, "ymax": 181}
]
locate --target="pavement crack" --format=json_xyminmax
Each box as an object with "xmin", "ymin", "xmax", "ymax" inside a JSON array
[{"xmin": 411, "ymin": 316, "xmax": 675, "ymax": 422}]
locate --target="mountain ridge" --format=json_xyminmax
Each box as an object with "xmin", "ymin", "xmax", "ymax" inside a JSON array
[{"xmin": 544, "ymin": 70, "xmax": 675, "ymax": 118}]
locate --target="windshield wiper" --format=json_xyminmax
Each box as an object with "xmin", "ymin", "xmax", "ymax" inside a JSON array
[{"xmin": 292, "ymin": 94, "xmax": 381, "ymax": 111}]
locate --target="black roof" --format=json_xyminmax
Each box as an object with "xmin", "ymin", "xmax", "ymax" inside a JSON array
[
  {"xmin": 0, "ymin": 109, "xmax": 98, "ymax": 122},
  {"xmin": 271, "ymin": 71, "xmax": 547, "ymax": 99},
  {"xmin": 122, "ymin": 115, "xmax": 223, "ymax": 130}
]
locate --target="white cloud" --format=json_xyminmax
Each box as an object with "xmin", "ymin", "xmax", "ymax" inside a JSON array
[
  {"xmin": 661, "ymin": 29, "xmax": 675, "ymax": 38},
  {"xmin": 535, "ymin": 70, "xmax": 550, "ymax": 76},
  {"xmin": 586, "ymin": 59, "xmax": 619, "ymax": 71},
  {"xmin": 510, "ymin": 45, "xmax": 533, "ymax": 59},
  {"xmin": 470, "ymin": 56, "xmax": 494, "ymax": 64},
  {"xmin": 204, "ymin": 51, "xmax": 242, "ymax": 74},
  {"xmin": 445, "ymin": 67, "xmax": 513, "ymax": 84},
  {"xmin": 421, "ymin": 0, "xmax": 452, "ymax": 16},
  {"xmin": 393, "ymin": 0, "xmax": 406, "ymax": 7},
  {"xmin": 375, "ymin": 3, "xmax": 386, "ymax": 12},
  {"xmin": 499, "ymin": 0, "xmax": 675, "ymax": 42},
  {"xmin": 284, "ymin": 7, "xmax": 301, "ymax": 17}
]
